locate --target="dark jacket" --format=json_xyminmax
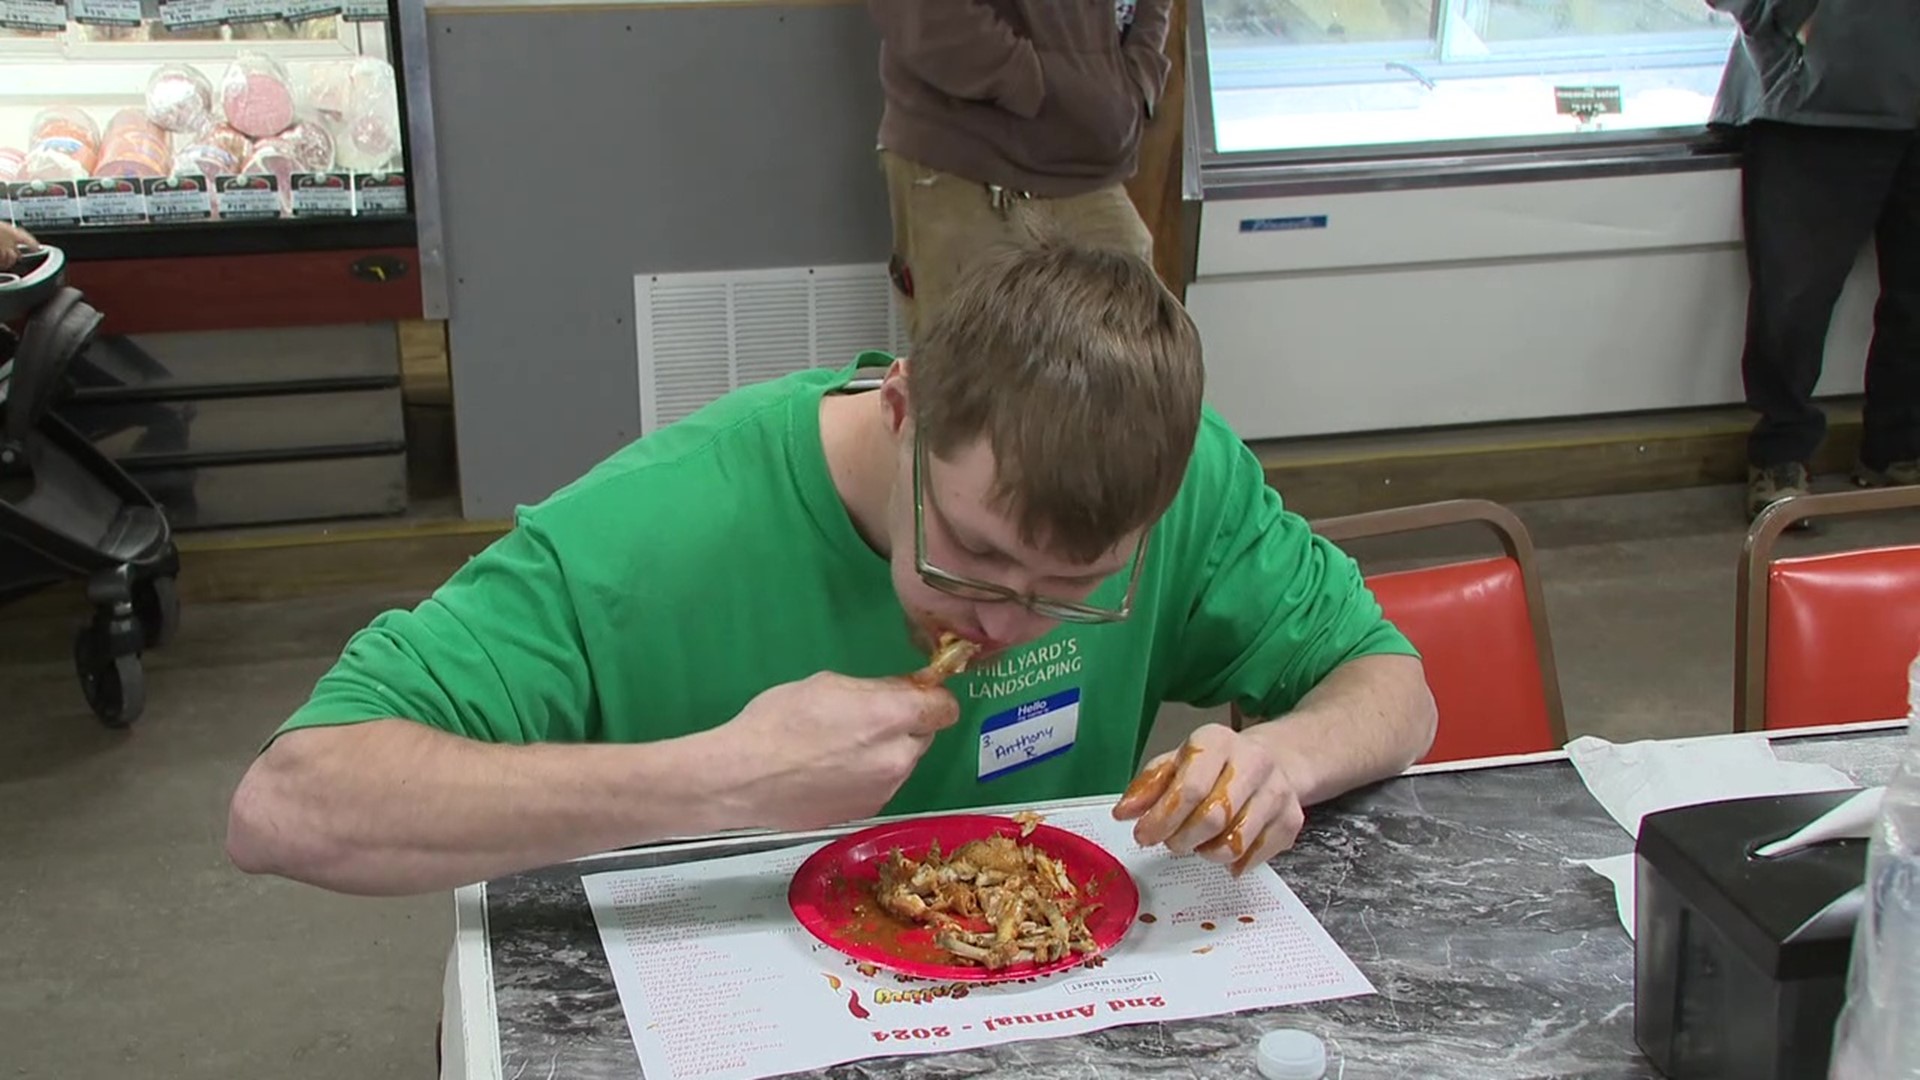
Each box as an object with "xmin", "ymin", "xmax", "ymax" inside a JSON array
[
  {"xmin": 1708, "ymin": 0, "xmax": 1920, "ymax": 129},
  {"xmin": 868, "ymin": 0, "xmax": 1175, "ymax": 198}
]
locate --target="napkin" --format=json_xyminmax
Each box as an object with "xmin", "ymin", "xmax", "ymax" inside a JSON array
[
  {"xmin": 1755, "ymin": 787, "xmax": 1886, "ymax": 858},
  {"xmin": 1582, "ymin": 854, "xmax": 1640, "ymax": 939},
  {"xmin": 1566, "ymin": 734, "xmax": 1855, "ymax": 837},
  {"xmin": 1565, "ymin": 735, "xmax": 1857, "ymax": 936}
]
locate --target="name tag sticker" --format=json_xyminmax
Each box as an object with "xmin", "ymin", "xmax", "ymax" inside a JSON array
[{"xmin": 978, "ymin": 688, "xmax": 1080, "ymax": 783}]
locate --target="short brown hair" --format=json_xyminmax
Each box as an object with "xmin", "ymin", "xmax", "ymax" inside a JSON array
[{"xmin": 910, "ymin": 239, "xmax": 1205, "ymax": 564}]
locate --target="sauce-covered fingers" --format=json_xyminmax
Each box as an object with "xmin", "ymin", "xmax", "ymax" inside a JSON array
[
  {"xmin": 1112, "ymin": 756, "xmax": 1176, "ymax": 820},
  {"xmin": 907, "ymin": 687, "xmax": 961, "ymax": 736},
  {"xmin": 1131, "ymin": 742, "xmax": 1216, "ymax": 847},
  {"xmin": 1229, "ymin": 799, "xmax": 1306, "ymax": 878},
  {"xmin": 1164, "ymin": 761, "xmax": 1242, "ymax": 855},
  {"xmin": 1193, "ymin": 782, "xmax": 1270, "ymax": 864}
]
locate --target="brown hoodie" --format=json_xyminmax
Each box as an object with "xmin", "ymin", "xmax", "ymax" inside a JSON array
[{"xmin": 868, "ymin": 0, "xmax": 1175, "ymax": 199}]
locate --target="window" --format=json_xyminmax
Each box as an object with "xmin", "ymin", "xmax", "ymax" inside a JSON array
[{"xmin": 1201, "ymin": 0, "xmax": 1739, "ymax": 157}]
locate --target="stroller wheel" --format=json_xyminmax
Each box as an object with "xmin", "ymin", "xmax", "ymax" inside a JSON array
[
  {"xmin": 74, "ymin": 627, "xmax": 145, "ymax": 728},
  {"xmin": 135, "ymin": 574, "xmax": 181, "ymax": 649}
]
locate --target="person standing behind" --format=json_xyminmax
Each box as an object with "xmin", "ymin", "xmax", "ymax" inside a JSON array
[
  {"xmin": 1708, "ymin": 0, "xmax": 1920, "ymax": 520},
  {"xmin": 868, "ymin": 0, "xmax": 1174, "ymax": 342}
]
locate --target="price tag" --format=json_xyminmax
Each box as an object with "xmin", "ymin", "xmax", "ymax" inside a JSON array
[
  {"xmin": 158, "ymin": 0, "xmax": 224, "ymax": 29},
  {"xmin": 353, "ymin": 171, "xmax": 407, "ymax": 216},
  {"xmin": 222, "ymin": 0, "xmax": 278, "ymax": 22},
  {"xmin": 9, "ymin": 181, "xmax": 81, "ymax": 229},
  {"xmin": 290, "ymin": 173, "xmax": 353, "ymax": 217},
  {"xmin": 0, "ymin": 0, "xmax": 66, "ymax": 32},
  {"xmin": 68, "ymin": 0, "xmax": 140, "ymax": 25},
  {"xmin": 1554, "ymin": 85, "xmax": 1624, "ymax": 118},
  {"xmin": 282, "ymin": 0, "xmax": 337, "ymax": 20},
  {"xmin": 215, "ymin": 174, "xmax": 282, "ymax": 220},
  {"xmin": 79, "ymin": 177, "xmax": 147, "ymax": 225},
  {"xmin": 340, "ymin": 0, "xmax": 382, "ymax": 22},
  {"xmin": 144, "ymin": 175, "xmax": 214, "ymax": 222}
]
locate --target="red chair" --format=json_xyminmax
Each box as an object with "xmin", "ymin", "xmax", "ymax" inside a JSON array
[
  {"xmin": 1235, "ymin": 499, "xmax": 1567, "ymax": 765},
  {"xmin": 1735, "ymin": 486, "xmax": 1920, "ymax": 732}
]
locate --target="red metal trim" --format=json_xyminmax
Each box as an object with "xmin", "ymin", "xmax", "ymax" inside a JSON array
[{"xmin": 62, "ymin": 246, "xmax": 424, "ymax": 335}]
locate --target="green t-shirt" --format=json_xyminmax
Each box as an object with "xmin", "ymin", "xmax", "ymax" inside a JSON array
[{"xmin": 278, "ymin": 353, "xmax": 1415, "ymax": 815}]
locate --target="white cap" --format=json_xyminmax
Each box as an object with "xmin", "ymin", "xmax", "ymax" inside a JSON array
[{"xmin": 1257, "ymin": 1028, "xmax": 1327, "ymax": 1080}]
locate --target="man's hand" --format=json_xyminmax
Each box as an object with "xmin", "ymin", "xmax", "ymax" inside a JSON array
[
  {"xmin": 1111, "ymin": 723, "xmax": 1306, "ymax": 877},
  {"xmin": 713, "ymin": 671, "xmax": 962, "ymax": 831},
  {"xmin": 0, "ymin": 223, "xmax": 37, "ymax": 271}
]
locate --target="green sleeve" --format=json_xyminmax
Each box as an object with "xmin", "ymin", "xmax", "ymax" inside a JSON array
[
  {"xmin": 1165, "ymin": 441, "xmax": 1417, "ymax": 717},
  {"xmin": 272, "ymin": 518, "xmax": 601, "ymax": 746}
]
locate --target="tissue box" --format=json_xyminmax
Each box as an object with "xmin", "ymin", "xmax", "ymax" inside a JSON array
[{"xmin": 1633, "ymin": 790, "xmax": 1866, "ymax": 1080}]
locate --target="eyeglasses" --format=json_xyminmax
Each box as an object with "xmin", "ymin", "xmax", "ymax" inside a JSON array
[{"xmin": 913, "ymin": 431, "xmax": 1147, "ymax": 624}]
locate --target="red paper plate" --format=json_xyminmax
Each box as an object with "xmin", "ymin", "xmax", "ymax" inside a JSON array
[{"xmin": 788, "ymin": 813, "xmax": 1140, "ymax": 983}]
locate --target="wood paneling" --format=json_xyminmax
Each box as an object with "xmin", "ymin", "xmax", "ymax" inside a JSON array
[
  {"xmin": 62, "ymin": 246, "xmax": 425, "ymax": 336},
  {"xmin": 398, "ymin": 319, "xmax": 453, "ymax": 406}
]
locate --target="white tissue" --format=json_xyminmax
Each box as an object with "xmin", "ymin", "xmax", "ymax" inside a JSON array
[
  {"xmin": 1567, "ymin": 734, "xmax": 1858, "ymax": 936},
  {"xmin": 1755, "ymin": 787, "xmax": 1885, "ymax": 858},
  {"xmin": 1566, "ymin": 734, "xmax": 1855, "ymax": 836},
  {"xmin": 1582, "ymin": 853, "xmax": 1640, "ymax": 939}
]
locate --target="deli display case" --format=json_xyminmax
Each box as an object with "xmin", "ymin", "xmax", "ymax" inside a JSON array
[
  {"xmin": 1, "ymin": 0, "xmax": 414, "ymax": 244},
  {"xmin": 0, "ymin": 0, "xmax": 434, "ymax": 528}
]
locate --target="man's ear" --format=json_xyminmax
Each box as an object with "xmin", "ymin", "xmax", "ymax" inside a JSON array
[{"xmin": 880, "ymin": 358, "xmax": 911, "ymax": 437}]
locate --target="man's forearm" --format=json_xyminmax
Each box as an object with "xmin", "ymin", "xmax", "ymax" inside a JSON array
[
  {"xmin": 1240, "ymin": 654, "xmax": 1436, "ymax": 807},
  {"xmin": 226, "ymin": 720, "xmax": 745, "ymax": 897}
]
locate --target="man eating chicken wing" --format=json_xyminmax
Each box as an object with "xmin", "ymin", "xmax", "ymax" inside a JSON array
[{"xmin": 226, "ymin": 239, "xmax": 1436, "ymax": 896}]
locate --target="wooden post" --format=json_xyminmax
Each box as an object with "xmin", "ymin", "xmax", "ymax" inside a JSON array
[{"xmin": 1126, "ymin": 0, "xmax": 1193, "ymax": 299}]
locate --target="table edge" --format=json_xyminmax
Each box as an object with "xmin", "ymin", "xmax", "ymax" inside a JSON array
[{"xmin": 449, "ymin": 716, "xmax": 1908, "ymax": 1077}]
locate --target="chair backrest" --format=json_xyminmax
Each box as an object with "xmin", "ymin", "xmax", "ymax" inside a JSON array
[
  {"xmin": 1310, "ymin": 499, "xmax": 1566, "ymax": 764},
  {"xmin": 1737, "ymin": 487, "xmax": 1920, "ymax": 732}
]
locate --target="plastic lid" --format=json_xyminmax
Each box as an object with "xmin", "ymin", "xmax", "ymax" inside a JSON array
[{"xmin": 1257, "ymin": 1028, "xmax": 1327, "ymax": 1080}]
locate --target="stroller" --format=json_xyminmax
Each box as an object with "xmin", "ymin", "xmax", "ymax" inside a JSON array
[{"xmin": 1, "ymin": 243, "xmax": 180, "ymax": 727}]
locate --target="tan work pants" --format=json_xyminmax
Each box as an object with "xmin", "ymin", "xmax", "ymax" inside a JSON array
[{"xmin": 880, "ymin": 149, "xmax": 1154, "ymax": 345}]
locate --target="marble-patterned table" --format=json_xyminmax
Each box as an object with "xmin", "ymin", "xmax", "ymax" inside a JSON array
[{"xmin": 441, "ymin": 722, "xmax": 1908, "ymax": 1080}]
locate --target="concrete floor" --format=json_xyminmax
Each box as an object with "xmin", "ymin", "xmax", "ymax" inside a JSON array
[{"xmin": 2, "ymin": 482, "xmax": 1916, "ymax": 1079}]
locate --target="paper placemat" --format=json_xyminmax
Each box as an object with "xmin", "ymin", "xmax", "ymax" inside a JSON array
[{"xmin": 581, "ymin": 804, "xmax": 1373, "ymax": 1080}]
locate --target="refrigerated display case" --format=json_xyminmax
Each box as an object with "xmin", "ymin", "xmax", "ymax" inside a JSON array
[
  {"xmin": 1, "ymin": 2, "xmax": 417, "ymax": 248},
  {"xmin": 0, "ymin": 0, "xmax": 433, "ymax": 527},
  {"xmin": 1177, "ymin": 0, "xmax": 1874, "ymax": 445},
  {"xmin": 1192, "ymin": 0, "xmax": 1740, "ymax": 164}
]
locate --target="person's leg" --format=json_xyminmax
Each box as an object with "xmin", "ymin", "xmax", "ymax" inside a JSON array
[
  {"xmin": 1857, "ymin": 128, "xmax": 1920, "ymax": 485},
  {"xmin": 1738, "ymin": 122, "xmax": 1904, "ymax": 515},
  {"xmin": 879, "ymin": 150, "xmax": 1015, "ymax": 347},
  {"xmin": 1021, "ymin": 182, "xmax": 1154, "ymax": 266}
]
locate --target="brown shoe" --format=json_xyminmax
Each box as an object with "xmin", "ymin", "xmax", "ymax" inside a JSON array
[
  {"xmin": 1747, "ymin": 463, "xmax": 1810, "ymax": 522},
  {"xmin": 1853, "ymin": 459, "xmax": 1920, "ymax": 489}
]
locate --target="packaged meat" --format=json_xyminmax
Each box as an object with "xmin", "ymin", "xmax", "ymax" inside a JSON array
[
  {"xmin": 146, "ymin": 64, "xmax": 215, "ymax": 134},
  {"xmin": 0, "ymin": 147, "xmax": 24, "ymax": 183},
  {"xmin": 98, "ymin": 109, "xmax": 173, "ymax": 179},
  {"xmin": 220, "ymin": 51, "xmax": 298, "ymax": 139},
  {"xmin": 195, "ymin": 123, "xmax": 254, "ymax": 162},
  {"xmin": 172, "ymin": 142, "xmax": 241, "ymax": 179},
  {"xmin": 303, "ymin": 61, "xmax": 356, "ymax": 127},
  {"xmin": 26, "ymin": 106, "xmax": 102, "ymax": 177},
  {"xmin": 21, "ymin": 149, "xmax": 90, "ymax": 183},
  {"xmin": 272, "ymin": 121, "xmax": 336, "ymax": 172},
  {"xmin": 334, "ymin": 58, "xmax": 403, "ymax": 172},
  {"xmin": 240, "ymin": 143, "xmax": 299, "ymax": 214}
]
